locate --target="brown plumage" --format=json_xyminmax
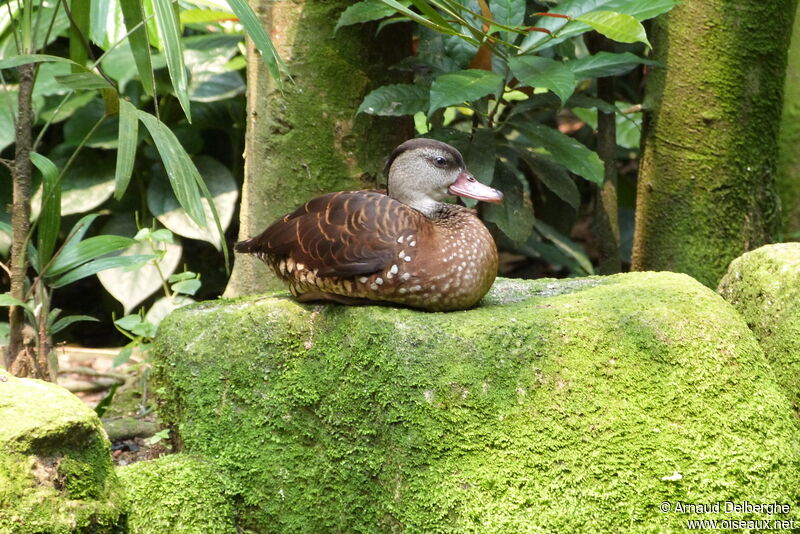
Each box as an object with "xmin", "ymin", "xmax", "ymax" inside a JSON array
[{"xmin": 235, "ymin": 138, "xmax": 503, "ymax": 311}]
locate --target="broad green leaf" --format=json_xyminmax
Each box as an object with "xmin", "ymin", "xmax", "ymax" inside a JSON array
[
  {"xmin": 506, "ymin": 144, "xmax": 580, "ymax": 210},
  {"xmin": 508, "ymin": 55, "xmax": 576, "ymax": 105},
  {"xmin": 184, "ymin": 34, "xmax": 245, "ymax": 103},
  {"xmin": 51, "ymin": 314, "xmax": 99, "ymax": 335},
  {"xmin": 520, "ymin": 0, "xmax": 677, "ymax": 52},
  {"xmin": 90, "ymin": 0, "xmax": 127, "ymax": 49},
  {"xmin": 223, "ymin": 0, "xmax": 285, "ymax": 85},
  {"xmin": 483, "ymin": 162, "xmax": 535, "ymax": 244},
  {"xmin": 97, "ymin": 233, "xmax": 182, "ymax": 314},
  {"xmin": 491, "ymin": 0, "xmax": 525, "ymax": 42},
  {"xmin": 575, "ymin": 11, "xmax": 650, "ymax": 47},
  {"xmin": 168, "ymin": 271, "xmax": 196, "ymax": 282},
  {"xmin": 54, "ymin": 71, "xmax": 113, "ymax": 90},
  {"xmin": 461, "ymin": 127, "xmax": 496, "ymax": 208},
  {"xmin": 171, "ymin": 278, "xmax": 201, "ymax": 296},
  {"xmin": 30, "ymin": 152, "xmax": 61, "ymax": 268},
  {"xmin": 144, "ymin": 295, "xmax": 194, "ymax": 329},
  {"xmin": 513, "ymin": 121, "xmax": 604, "ymax": 185},
  {"xmin": 534, "ymin": 219, "xmax": 594, "ymax": 275},
  {"xmin": 0, "ymin": 90, "xmax": 17, "ymax": 152},
  {"xmin": 0, "ymin": 293, "xmax": 32, "ymax": 311},
  {"xmin": 69, "ymin": 0, "xmax": 90, "ymax": 70},
  {"xmin": 336, "ymin": 0, "xmax": 408, "ymax": 31},
  {"xmin": 137, "ymin": 110, "xmax": 206, "ymax": 226},
  {"xmin": 46, "ymin": 235, "xmax": 136, "ymax": 277},
  {"xmin": 428, "ymin": 69, "xmax": 503, "ymax": 115},
  {"xmin": 50, "ymin": 254, "xmax": 154, "ymax": 288},
  {"xmin": 358, "ymin": 84, "xmax": 429, "ymax": 116},
  {"xmin": 567, "ymin": 51, "xmax": 656, "ymax": 80},
  {"xmin": 0, "ymin": 54, "xmax": 85, "ymax": 70},
  {"xmin": 572, "ymin": 106, "xmax": 643, "ymax": 150},
  {"xmin": 115, "ymin": 99, "xmax": 139, "ymax": 200},
  {"xmin": 119, "ymin": 0, "xmax": 156, "ymax": 95},
  {"xmin": 32, "ymin": 151, "xmax": 116, "ymax": 217},
  {"xmin": 147, "ymin": 156, "xmax": 237, "ymax": 249},
  {"xmin": 152, "ymin": 0, "xmax": 191, "ymax": 119},
  {"xmin": 114, "ymin": 314, "xmax": 142, "ymax": 331}
]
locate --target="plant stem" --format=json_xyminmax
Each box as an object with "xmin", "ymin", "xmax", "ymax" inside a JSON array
[{"xmin": 7, "ymin": 62, "xmax": 35, "ymax": 373}]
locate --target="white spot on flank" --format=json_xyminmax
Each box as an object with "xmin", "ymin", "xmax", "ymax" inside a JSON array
[
  {"xmin": 409, "ymin": 240, "xmax": 416, "ymax": 247},
  {"xmin": 398, "ymin": 250, "xmax": 405, "ymax": 258},
  {"xmin": 458, "ymin": 266, "xmax": 463, "ymax": 271},
  {"xmin": 401, "ymin": 273, "xmax": 411, "ymax": 281},
  {"xmin": 370, "ymin": 283, "xmax": 379, "ymax": 290},
  {"xmin": 398, "ymin": 288, "xmax": 407, "ymax": 294},
  {"xmin": 296, "ymin": 263, "xmax": 305, "ymax": 271},
  {"xmin": 397, "ymin": 236, "xmax": 404, "ymax": 244},
  {"xmin": 410, "ymin": 285, "xmax": 422, "ymax": 292},
  {"xmin": 390, "ymin": 264, "xmax": 399, "ymax": 274},
  {"xmin": 404, "ymin": 256, "xmax": 412, "ymax": 262},
  {"xmin": 359, "ymin": 276, "xmax": 368, "ymax": 283},
  {"xmin": 375, "ymin": 277, "xmax": 384, "ymax": 285}
]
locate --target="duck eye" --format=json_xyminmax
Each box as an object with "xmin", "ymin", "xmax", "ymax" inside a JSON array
[{"xmin": 433, "ymin": 156, "xmax": 447, "ymax": 167}]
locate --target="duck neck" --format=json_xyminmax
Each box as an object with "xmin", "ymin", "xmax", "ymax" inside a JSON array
[{"xmin": 406, "ymin": 197, "xmax": 448, "ymax": 218}]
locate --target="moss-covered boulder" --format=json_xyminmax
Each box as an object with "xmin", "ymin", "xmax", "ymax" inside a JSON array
[
  {"xmin": 117, "ymin": 454, "xmax": 236, "ymax": 534},
  {"xmin": 0, "ymin": 371, "xmax": 121, "ymax": 533},
  {"xmin": 153, "ymin": 273, "xmax": 800, "ymax": 533},
  {"xmin": 718, "ymin": 242, "xmax": 800, "ymax": 410}
]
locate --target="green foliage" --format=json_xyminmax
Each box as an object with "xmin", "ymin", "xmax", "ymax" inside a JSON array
[
  {"xmin": 343, "ymin": 0, "xmax": 675, "ymax": 274},
  {"xmin": 0, "ymin": 0, "xmax": 264, "ymax": 350}
]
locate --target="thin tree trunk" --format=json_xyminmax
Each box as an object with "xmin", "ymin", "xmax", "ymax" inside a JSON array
[
  {"xmin": 777, "ymin": 2, "xmax": 800, "ymax": 237},
  {"xmin": 6, "ymin": 62, "xmax": 34, "ymax": 373},
  {"xmin": 587, "ymin": 34, "xmax": 620, "ymax": 275},
  {"xmin": 632, "ymin": 0, "xmax": 797, "ymax": 286},
  {"xmin": 224, "ymin": 0, "xmax": 412, "ymax": 296}
]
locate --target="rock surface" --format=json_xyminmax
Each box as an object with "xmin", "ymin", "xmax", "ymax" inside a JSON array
[
  {"xmin": 153, "ymin": 273, "xmax": 800, "ymax": 533},
  {"xmin": 0, "ymin": 371, "xmax": 121, "ymax": 533},
  {"xmin": 117, "ymin": 454, "xmax": 236, "ymax": 534},
  {"xmin": 718, "ymin": 242, "xmax": 800, "ymax": 410}
]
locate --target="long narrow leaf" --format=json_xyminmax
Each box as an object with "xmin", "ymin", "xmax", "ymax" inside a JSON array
[
  {"xmin": 46, "ymin": 235, "xmax": 136, "ymax": 277},
  {"xmin": 378, "ymin": 0, "xmax": 475, "ymax": 42},
  {"xmin": 0, "ymin": 293, "xmax": 32, "ymax": 311},
  {"xmin": 50, "ymin": 254, "xmax": 154, "ymax": 287},
  {"xmin": 119, "ymin": 0, "xmax": 156, "ymax": 95},
  {"xmin": 137, "ymin": 110, "xmax": 206, "ymax": 226},
  {"xmin": 30, "ymin": 152, "xmax": 61, "ymax": 270},
  {"xmin": 51, "ymin": 314, "xmax": 99, "ymax": 335},
  {"xmin": 152, "ymin": 0, "xmax": 191, "ymax": 119},
  {"xmin": 191, "ymin": 164, "xmax": 229, "ymax": 270},
  {"xmin": 0, "ymin": 54, "xmax": 86, "ymax": 70},
  {"xmin": 54, "ymin": 71, "xmax": 113, "ymax": 90},
  {"xmin": 69, "ymin": 0, "xmax": 91, "ymax": 71},
  {"xmin": 115, "ymin": 99, "xmax": 139, "ymax": 200},
  {"xmin": 223, "ymin": 0, "xmax": 285, "ymax": 84}
]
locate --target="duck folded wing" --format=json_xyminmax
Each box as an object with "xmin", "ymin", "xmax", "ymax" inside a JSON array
[{"xmin": 234, "ymin": 190, "xmax": 423, "ymax": 278}]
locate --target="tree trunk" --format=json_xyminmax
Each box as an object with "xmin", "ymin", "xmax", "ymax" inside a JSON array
[
  {"xmin": 632, "ymin": 1, "xmax": 797, "ymax": 287},
  {"xmin": 6, "ymin": 62, "xmax": 35, "ymax": 373},
  {"xmin": 777, "ymin": 2, "xmax": 800, "ymax": 237},
  {"xmin": 225, "ymin": 0, "xmax": 412, "ymax": 296}
]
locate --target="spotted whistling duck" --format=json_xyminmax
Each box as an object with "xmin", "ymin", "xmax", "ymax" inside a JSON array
[{"xmin": 234, "ymin": 138, "xmax": 503, "ymax": 311}]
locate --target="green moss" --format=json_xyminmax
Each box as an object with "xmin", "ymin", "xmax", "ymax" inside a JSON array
[
  {"xmin": 116, "ymin": 454, "xmax": 236, "ymax": 534},
  {"xmin": 719, "ymin": 243, "xmax": 800, "ymax": 411},
  {"xmin": 634, "ymin": 1, "xmax": 794, "ymax": 286},
  {"xmin": 153, "ymin": 273, "xmax": 800, "ymax": 533},
  {"xmin": 0, "ymin": 372, "xmax": 122, "ymax": 534}
]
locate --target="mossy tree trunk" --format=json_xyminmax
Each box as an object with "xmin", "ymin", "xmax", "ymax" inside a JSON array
[
  {"xmin": 225, "ymin": 1, "xmax": 412, "ymax": 296},
  {"xmin": 632, "ymin": 0, "xmax": 797, "ymax": 287},
  {"xmin": 777, "ymin": 3, "xmax": 800, "ymax": 237}
]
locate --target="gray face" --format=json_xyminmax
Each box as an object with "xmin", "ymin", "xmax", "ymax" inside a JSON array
[{"xmin": 386, "ymin": 140, "xmax": 467, "ymax": 215}]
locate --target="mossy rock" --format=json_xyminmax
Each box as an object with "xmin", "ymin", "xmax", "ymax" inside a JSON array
[
  {"xmin": 718, "ymin": 242, "xmax": 800, "ymax": 410},
  {"xmin": 117, "ymin": 454, "xmax": 236, "ymax": 534},
  {"xmin": 153, "ymin": 273, "xmax": 800, "ymax": 533},
  {"xmin": 0, "ymin": 371, "xmax": 122, "ymax": 533}
]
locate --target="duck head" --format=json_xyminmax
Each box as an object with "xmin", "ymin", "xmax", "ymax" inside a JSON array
[{"xmin": 384, "ymin": 138, "xmax": 503, "ymax": 217}]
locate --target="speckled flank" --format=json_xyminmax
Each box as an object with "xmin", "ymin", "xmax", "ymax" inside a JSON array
[{"xmin": 261, "ymin": 204, "xmax": 498, "ymax": 312}]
